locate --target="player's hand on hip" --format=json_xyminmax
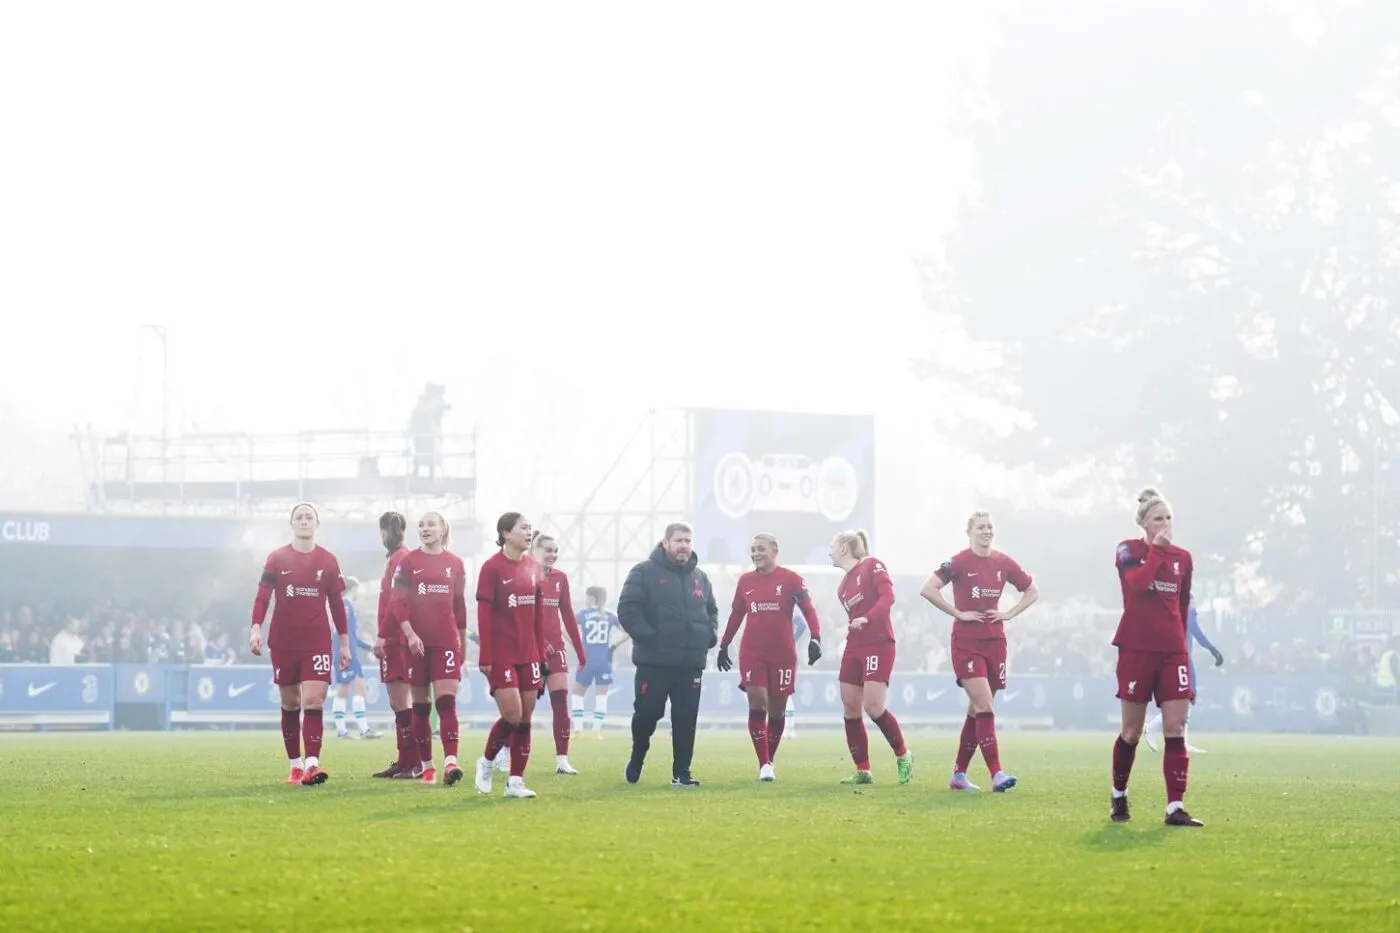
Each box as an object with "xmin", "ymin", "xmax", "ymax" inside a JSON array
[
  {"xmin": 372, "ymin": 637, "xmax": 386, "ymax": 660},
  {"xmin": 248, "ymin": 627, "xmax": 262, "ymax": 656},
  {"xmin": 954, "ymin": 611, "xmax": 982, "ymax": 623},
  {"xmin": 849, "ymin": 617, "xmax": 868, "ymax": 630},
  {"xmin": 982, "ymin": 610, "xmax": 1008, "ymax": 624},
  {"xmin": 807, "ymin": 639, "xmax": 822, "ymax": 666},
  {"xmin": 407, "ymin": 633, "xmax": 425, "ymax": 656},
  {"xmin": 339, "ymin": 643, "xmax": 352, "ymax": 671}
]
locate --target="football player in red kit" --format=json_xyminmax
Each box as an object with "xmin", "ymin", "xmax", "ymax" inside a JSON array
[
  {"xmin": 1109, "ymin": 487, "xmax": 1203, "ymax": 827},
  {"xmin": 249, "ymin": 502, "xmax": 353, "ymax": 786},
  {"xmin": 473, "ymin": 511, "xmax": 549, "ymax": 799},
  {"xmin": 529, "ymin": 531, "xmax": 587, "ymax": 775},
  {"xmin": 831, "ymin": 530, "xmax": 913, "ymax": 785},
  {"xmin": 920, "ymin": 511, "xmax": 1039, "ymax": 792},
  {"xmin": 388, "ymin": 511, "xmax": 468, "ymax": 785},
  {"xmin": 371, "ymin": 512, "xmax": 418, "ymax": 779},
  {"xmin": 718, "ymin": 533, "xmax": 822, "ymax": 781}
]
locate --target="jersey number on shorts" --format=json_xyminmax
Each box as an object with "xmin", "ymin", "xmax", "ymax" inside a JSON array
[
  {"xmin": 865, "ymin": 655, "xmax": 880, "ymax": 673},
  {"xmin": 1177, "ymin": 665, "xmax": 1190, "ymax": 689},
  {"xmin": 778, "ymin": 668, "xmax": 793, "ymax": 687},
  {"xmin": 444, "ymin": 649, "xmax": 456, "ymax": 671},
  {"xmin": 998, "ymin": 662, "xmax": 1007, "ymax": 683},
  {"xmin": 531, "ymin": 662, "xmax": 542, "ymax": 680},
  {"xmin": 313, "ymin": 654, "xmax": 331, "ymax": 674}
]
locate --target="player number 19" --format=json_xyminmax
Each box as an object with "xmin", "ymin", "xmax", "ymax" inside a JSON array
[
  {"xmin": 778, "ymin": 668, "xmax": 793, "ymax": 687},
  {"xmin": 1176, "ymin": 665, "xmax": 1190, "ymax": 689}
]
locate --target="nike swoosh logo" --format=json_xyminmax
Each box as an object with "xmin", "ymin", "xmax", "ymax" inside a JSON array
[
  {"xmin": 27, "ymin": 683, "xmax": 57, "ymax": 697},
  {"xmin": 413, "ymin": 569, "xmax": 424, "ymax": 574},
  {"xmin": 1002, "ymin": 692, "xmax": 1020, "ymax": 702},
  {"xmin": 281, "ymin": 570, "xmax": 293, "ymax": 575},
  {"xmin": 926, "ymin": 689, "xmax": 945, "ymax": 700},
  {"xmin": 228, "ymin": 683, "xmax": 256, "ymax": 697}
]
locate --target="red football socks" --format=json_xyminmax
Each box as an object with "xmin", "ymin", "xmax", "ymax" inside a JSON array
[
  {"xmin": 954, "ymin": 714, "xmax": 978, "ymax": 772},
  {"xmin": 411, "ymin": 702, "xmax": 433, "ymax": 764},
  {"xmin": 871, "ymin": 710, "xmax": 908, "ymax": 757},
  {"xmin": 393, "ymin": 708, "xmax": 414, "ymax": 768},
  {"xmin": 975, "ymin": 711, "xmax": 1001, "ymax": 775},
  {"xmin": 280, "ymin": 708, "xmax": 300, "ymax": 761},
  {"xmin": 1112, "ymin": 735, "xmax": 1138, "ymax": 792},
  {"xmin": 434, "ymin": 695, "xmax": 458, "ymax": 759},
  {"xmin": 550, "ymin": 689, "xmax": 571, "ymax": 756},
  {"xmin": 844, "ymin": 716, "xmax": 870, "ymax": 769},
  {"xmin": 767, "ymin": 715, "xmax": 786, "ymax": 759},
  {"xmin": 301, "ymin": 706, "xmax": 324, "ymax": 760},
  {"xmin": 509, "ymin": 720, "xmax": 532, "ymax": 777},
  {"xmin": 1163, "ymin": 736, "xmax": 1189, "ymax": 803},
  {"xmin": 747, "ymin": 709, "xmax": 771, "ymax": 766},
  {"xmin": 483, "ymin": 717, "xmax": 512, "ymax": 761}
]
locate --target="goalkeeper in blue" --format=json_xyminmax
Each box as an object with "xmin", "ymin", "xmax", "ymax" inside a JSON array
[
  {"xmin": 1145, "ymin": 594, "xmax": 1223, "ymax": 753},
  {"xmin": 782, "ymin": 612, "xmax": 814, "ymax": 739},
  {"xmin": 332, "ymin": 578, "xmax": 381, "ymax": 740}
]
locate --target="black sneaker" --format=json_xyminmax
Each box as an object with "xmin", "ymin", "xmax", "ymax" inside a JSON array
[
  {"xmin": 391, "ymin": 766, "xmax": 424, "ymax": 780},
  {"xmin": 1110, "ymin": 794, "xmax": 1131, "ymax": 822},
  {"xmin": 671, "ymin": 773, "xmax": 701, "ymax": 787},
  {"xmin": 625, "ymin": 758, "xmax": 645, "ymax": 784},
  {"xmin": 371, "ymin": 761, "xmax": 401, "ymax": 779},
  {"xmin": 1165, "ymin": 808, "xmax": 1204, "ymax": 827}
]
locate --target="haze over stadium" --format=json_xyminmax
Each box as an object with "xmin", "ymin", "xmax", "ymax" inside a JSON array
[{"xmin": 3, "ymin": 2, "xmax": 1400, "ymax": 931}]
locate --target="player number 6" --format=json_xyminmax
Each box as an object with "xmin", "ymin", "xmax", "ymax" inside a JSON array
[{"xmin": 1177, "ymin": 665, "xmax": 1190, "ymax": 689}]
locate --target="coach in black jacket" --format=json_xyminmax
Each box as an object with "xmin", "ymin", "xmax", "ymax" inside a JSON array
[{"xmin": 618, "ymin": 521, "xmax": 718, "ymax": 786}]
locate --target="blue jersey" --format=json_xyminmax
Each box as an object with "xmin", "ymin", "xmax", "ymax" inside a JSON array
[
  {"xmin": 792, "ymin": 611, "xmax": 809, "ymax": 642},
  {"xmin": 332, "ymin": 598, "xmax": 373, "ymax": 663},
  {"xmin": 577, "ymin": 607, "xmax": 620, "ymax": 666}
]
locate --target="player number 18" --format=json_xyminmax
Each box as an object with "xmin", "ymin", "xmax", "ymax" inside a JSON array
[{"xmin": 864, "ymin": 655, "xmax": 880, "ymax": 674}]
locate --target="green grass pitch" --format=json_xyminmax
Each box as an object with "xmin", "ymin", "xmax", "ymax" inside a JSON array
[{"xmin": 1, "ymin": 729, "xmax": 1397, "ymax": 932}]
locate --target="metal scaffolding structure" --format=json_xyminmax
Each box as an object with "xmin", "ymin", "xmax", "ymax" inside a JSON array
[
  {"xmin": 70, "ymin": 427, "xmax": 479, "ymax": 531},
  {"xmin": 540, "ymin": 409, "xmax": 691, "ymax": 596}
]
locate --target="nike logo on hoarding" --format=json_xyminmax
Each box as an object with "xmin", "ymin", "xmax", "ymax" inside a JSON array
[
  {"xmin": 228, "ymin": 683, "xmax": 256, "ymax": 697},
  {"xmin": 27, "ymin": 683, "xmax": 57, "ymax": 697}
]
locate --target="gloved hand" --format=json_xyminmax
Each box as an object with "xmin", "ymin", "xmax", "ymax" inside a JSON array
[
  {"xmin": 807, "ymin": 639, "xmax": 822, "ymax": 666},
  {"xmin": 716, "ymin": 644, "xmax": 733, "ymax": 672},
  {"xmin": 540, "ymin": 659, "xmax": 551, "ymax": 679},
  {"xmin": 1211, "ymin": 648, "xmax": 1224, "ymax": 667}
]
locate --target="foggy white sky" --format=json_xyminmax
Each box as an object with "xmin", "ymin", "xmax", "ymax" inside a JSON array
[{"xmin": 1, "ymin": 2, "xmax": 1009, "ymax": 565}]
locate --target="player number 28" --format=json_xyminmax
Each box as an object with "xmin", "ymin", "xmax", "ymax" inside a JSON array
[
  {"xmin": 312, "ymin": 654, "xmax": 331, "ymax": 674},
  {"xmin": 1176, "ymin": 665, "xmax": 1190, "ymax": 689}
]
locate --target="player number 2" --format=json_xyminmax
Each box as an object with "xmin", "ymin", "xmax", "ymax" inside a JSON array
[
  {"xmin": 778, "ymin": 668, "xmax": 793, "ymax": 687},
  {"xmin": 997, "ymin": 662, "xmax": 1007, "ymax": 683},
  {"xmin": 864, "ymin": 655, "xmax": 879, "ymax": 673},
  {"xmin": 312, "ymin": 654, "xmax": 331, "ymax": 674},
  {"xmin": 444, "ymin": 649, "xmax": 456, "ymax": 670},
  {"xmin": 1177, "ymin": 665, "xmax": 1190, "ymax": 689}
]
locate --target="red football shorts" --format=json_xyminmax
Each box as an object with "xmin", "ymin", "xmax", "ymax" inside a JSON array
[
  {"xmin": 1115, "ymin": 649, "xmax": 1194, "ymax": 706},
  {"xmin": 271, "ymin": 647, "xmax": 333, "ymax": 686},
  {"xmin": 738, "ymin": 655, "xmax": 797, "ymax": 697},
  {"xmin": 951, "ymin": 639, "xmax": 1008, "ymax": 691},
  {"xmin": 838, "ymin": 642, "xmax": 896, "ymax": 686},
  {"xmin": 378, "ymin": 642, "xmax": 411, "ymax": 684},
  {"xmin": 544, "ymin": 645, "xmax": 569, "ymax": 678},
  {"xmin": 406, "ymin": 645, "xmax": 463, "ymax": 687},
  {"xmin": 487, "ymin": 661, "xmax": 545, "ymax": 695}
]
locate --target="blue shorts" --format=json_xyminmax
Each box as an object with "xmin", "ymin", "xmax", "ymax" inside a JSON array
[
  {"xmin": 574, "ymin": 665, "xmax": 614, "ymax": 688},
  {"xmin": 335, "ymin": 658, "xmax": 365, "ymax": 685}
]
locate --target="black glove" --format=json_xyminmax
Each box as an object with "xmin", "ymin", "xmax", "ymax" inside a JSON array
[
  {"xmin": 1211, "ymin": 649, "xmax": 1224, "ymax": 668},
  {"xmin": 716, "ymin": 644, "xmax": 733, "ymax": 672},
  {"xmin": 807, "ymin": 639, "xmax": 822, "ymax": 666},
  {"xmin": 540, "ymin": 659, "xmax": 551, "ymax": 679}
]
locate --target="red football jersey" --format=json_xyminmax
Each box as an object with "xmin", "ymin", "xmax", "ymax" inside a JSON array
[
  {"xmin": 377, "ymin": 546, "xmax": 412, "ymax": 642},
  {"xmin": 539, "ymin": 567, "xmax": 585, "ymax": 659},
  {"xmin": 1112, "ymin": 538, "xmax": 1193, "ymax": 653},
  {"xmin": 476, "ymin": 551, "xmax": 546, "ymax": 668},
  {"xmin": 389, "ymin": 548, "xmax": 468, "ymax": 648},
  {"xmin": 722, "ymin": 566, "xmax": 821, "ymax": 661},
  {"xmin": 934, "ymin": 548, "xmax": 1034, "ymax": 643},
  {"xmin": 253, "ymin": 544, "xmax": 347, "ymax": 652},
  {"xmin": 837, "ymin": 556, "xmax": 895, "ymax": 649}
]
